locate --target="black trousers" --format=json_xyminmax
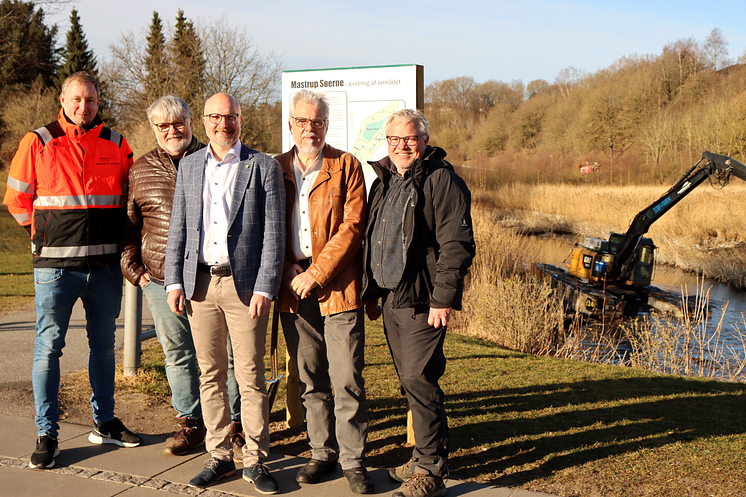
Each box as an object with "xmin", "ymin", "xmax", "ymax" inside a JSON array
[{"xmin": 382, "ymin": 293, "xmax": 448, "ymax": 477}]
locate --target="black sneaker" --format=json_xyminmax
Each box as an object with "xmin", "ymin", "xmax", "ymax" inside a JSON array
[
  {"xmin": 29, "ymin": 434, "xmax": 60, "ymax": 469},
  {"xmin": 88, "ymin": 417, "xmax": 142, "ymax": 447},
  {"xmin": 243, "ymin": 462, "xmax": 279, "ymax": 494}
]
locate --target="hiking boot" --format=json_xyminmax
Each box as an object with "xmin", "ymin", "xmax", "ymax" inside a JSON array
[
  {"xmin": 88, "ymin": 417, "xmax": 142, "ymax": 447},
  {"xmin": 29, "ymin": 434, "xmax": 59, "ymax": 469},
  {"xmin": 164, "ymin": 417, "xmax": 205, "ymax": 456},
  {"xmin": 189, "ymin": 457, "xmax": 236, "ymax": 487},
  {"xmin": 392, "ymin": 470, "xmax": 446, "ymax": 497},
  {"xmin": 230, "ymin": 421, "xmax": 245, "ymax": 462},
  {"xmin": 389, "ymin": 458, "xmax": 416, "ymax": 482},
  {"xmin": 243, "ymin": 462, "xmax": 279, "ymax": 494}
]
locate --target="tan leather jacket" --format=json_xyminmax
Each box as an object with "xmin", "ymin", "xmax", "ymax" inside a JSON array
[{"xmin": 276, "ymin": 144, "xmax": 366, "ymax": 316}]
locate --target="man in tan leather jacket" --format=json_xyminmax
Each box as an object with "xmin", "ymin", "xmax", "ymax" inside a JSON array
[{"xmin": 275, "ymin": 89, "xmax": 371, "ymax": 493}]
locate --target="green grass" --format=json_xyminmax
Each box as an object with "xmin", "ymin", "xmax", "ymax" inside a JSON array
[
  {"xmin": 361, "ymin": 319, "xmax": 746, "ymax": 496},
  {"xmin": 36, "ymin": 299, "xmax": 746, "ymax": 496},
  {"xmin": 0, "ymin": 168, "xmax": 34, "ymax": 313}
]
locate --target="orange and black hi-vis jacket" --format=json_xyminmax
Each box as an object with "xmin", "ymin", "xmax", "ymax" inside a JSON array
[{"xmin": 3, "ymin": 110, "xmax": 134, "ymax": 268}]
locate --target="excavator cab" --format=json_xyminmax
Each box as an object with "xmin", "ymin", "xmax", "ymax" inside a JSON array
[
  {"xmin": 626, "ymin": 238, "xmax": 655, "ymax": 286},
  {"xmin": 609, "ymin": 233, "xmax": 655, "ymax": 286}
]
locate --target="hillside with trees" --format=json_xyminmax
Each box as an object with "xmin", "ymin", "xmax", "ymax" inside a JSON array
[{"xmin": 425, "ymin": 29, "xmax": 746, "ymax": 185}]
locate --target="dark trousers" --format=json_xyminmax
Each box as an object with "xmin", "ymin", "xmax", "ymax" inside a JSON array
[
  {"xmin": 281, "ymin": 288, "xmax": 368, "ymax": 470},
  {"xmin": 382, "ymin": 293, "xmax": 449, "ymax": 477}
]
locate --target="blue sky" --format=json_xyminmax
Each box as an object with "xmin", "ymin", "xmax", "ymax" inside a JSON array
[{"xmin": 47, "ymin": 0, "xmax": 745, "ymax": 86}]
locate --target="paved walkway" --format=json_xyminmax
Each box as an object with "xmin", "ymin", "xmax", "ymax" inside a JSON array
[{"xmin": 0, "ymin": 414, "xmax": 555, "ymax": 497}]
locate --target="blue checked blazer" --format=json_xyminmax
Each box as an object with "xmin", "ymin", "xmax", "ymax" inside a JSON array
[{"xmin": 164, "ymin": 143, "xmax": 285, "ymax": 305}]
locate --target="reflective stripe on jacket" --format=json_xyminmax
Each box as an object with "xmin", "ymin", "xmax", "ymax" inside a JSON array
[{"xmin": 3, "ymin": 110, "xmax": 134, "ymax": 268}]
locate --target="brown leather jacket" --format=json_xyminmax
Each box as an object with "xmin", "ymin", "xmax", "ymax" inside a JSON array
[
  {"xmin": 276, "ymin": 144, "xmax": 366, "ymax": 316},
  {"xmin": 120, "ymin": 137, "xmax": 205, "ymax": 285}
]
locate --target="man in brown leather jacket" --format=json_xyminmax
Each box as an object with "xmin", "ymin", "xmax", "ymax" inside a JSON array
[
  {"xmin": 121, "ymin": 95, "xmax": 241, "ymax": 458},
  {"xmin": 276, "ymin": 89, "xmax": 371, "ymax": 493}
]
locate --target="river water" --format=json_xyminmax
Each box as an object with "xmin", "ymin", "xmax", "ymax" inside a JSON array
[{"xmin": 530, "ymin": 234, "xmax": 746, "ymax": 377}]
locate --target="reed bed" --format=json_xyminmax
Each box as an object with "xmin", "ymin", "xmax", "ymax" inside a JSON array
[{"xmin": 457, "ymin": 203, "xmax": 746, "ymax": 383}]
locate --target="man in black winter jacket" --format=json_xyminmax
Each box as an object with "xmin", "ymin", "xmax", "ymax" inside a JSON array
[{"xmin": 362, "ymin": 109, "xmax": 475, "ymax": 497}]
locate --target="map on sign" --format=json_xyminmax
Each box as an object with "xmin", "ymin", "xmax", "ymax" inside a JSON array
[
  {"xmin": 348, "ymin": 100, "xmax": 404, "ymax": 165},
  {"xmin": 282, "ymin": 65, "xmax": 423, "ymax": 190}
]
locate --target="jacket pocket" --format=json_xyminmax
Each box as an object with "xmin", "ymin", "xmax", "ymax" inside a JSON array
[{"xmin": 331, "ymin": 186, "xmax": 343, "ymax": 219}]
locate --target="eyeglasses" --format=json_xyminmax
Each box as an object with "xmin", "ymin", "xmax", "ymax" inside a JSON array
[
  {"xmin": 153, "ymin": 121, "xmax": 186, "ymax": 133},
  {"xmin": 290, "ymin": 116, "xmax": 327, "ymax": 129},
  {"xmin": 386, "ymin": 135, "xmax": 422, "ymax": 147},
  {"xmin": 204, "ymin": 113, "xmax": 240, "ymax": 125}
]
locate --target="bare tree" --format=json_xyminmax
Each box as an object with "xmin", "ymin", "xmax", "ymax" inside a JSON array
[
  {"xmin": 199, "ymin": 16, "xmax": 281, "ymax": 107},
  {"xmin": 554, "ymin": 66, "xmax": 587, "ymax": 100},
  {"xmin": 641, "ymin": 109, "xmax": 680, "ymax": 172},
  {"xmin": 526, "ymin": 79, "xmax": 549, "ymax": 99},
  {"xmin": 703, "ymin": 28, "xmax": 731, "ymax": 71}
]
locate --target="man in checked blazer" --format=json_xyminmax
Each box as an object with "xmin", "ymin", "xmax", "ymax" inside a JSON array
[{"xmin": 164, "ymin": 92, "xmax": 285, "ymax": 493}]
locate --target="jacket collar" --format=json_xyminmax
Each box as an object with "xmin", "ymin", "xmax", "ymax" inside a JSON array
[
  {"xmin": 58, "ymin": 108, "xmax": 103, "ymax": 136},
  {"xmin": 278, "ymin": 143, "xmax": 341, "ymax": 182}
]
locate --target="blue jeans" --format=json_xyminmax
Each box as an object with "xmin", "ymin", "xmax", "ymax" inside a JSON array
[
  {"xmin": 33, "ymin": 263, "xmax": 123, "ymax": 437},
  {"xmin": 142, "ymin": 279, "xmax": 201, "ymax": 419}
]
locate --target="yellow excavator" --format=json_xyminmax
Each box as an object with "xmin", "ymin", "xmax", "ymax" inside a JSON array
[{"xmin": 568, "ymin": 151, "xmax": 746, "ymax": 287}]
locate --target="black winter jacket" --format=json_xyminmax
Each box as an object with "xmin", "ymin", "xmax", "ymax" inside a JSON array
[{"xmin": 362, "ymin": 146, "xmax": 475, "ymax": 310}]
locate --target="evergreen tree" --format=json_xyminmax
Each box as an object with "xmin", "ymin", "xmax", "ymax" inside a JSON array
[
  {"xmin": 171, "ymin": 9, "xmax": 205, "ymax": 113},
  {"xmin": 144, "ymin": 11, "xmax": 171, "ymax": 102},
  {"xmin": 0, "ymin": 0, "xmax": 58, "ymax": 91},
  {"xmin": 56, "ymin": 8, "xmax": 98, "ymax": 88}
]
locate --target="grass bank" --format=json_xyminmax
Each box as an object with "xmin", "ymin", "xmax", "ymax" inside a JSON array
[
  {"xmin": 84, "ymin": 314, "xmax": 746, "ymax": 497},
  {"xmin": 0, "ymin": 169, "xmax": 34, "ymax": 314}
]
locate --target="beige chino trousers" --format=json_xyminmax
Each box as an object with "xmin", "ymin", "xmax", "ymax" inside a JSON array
[{"xmin": 186, "ymin": 270, "xmax": 270, "ymax": 465}]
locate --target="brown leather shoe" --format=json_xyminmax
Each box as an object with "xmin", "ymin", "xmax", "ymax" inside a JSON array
[
  {"xmin": 164, "ymin": 417, "xmax": 205, "ymax": 456},
  {"xmin": 229, "ymin": 421, "xmax": 245, "ymax": 463}
]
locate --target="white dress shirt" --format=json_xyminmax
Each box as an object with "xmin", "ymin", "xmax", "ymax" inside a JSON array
[
  {"xmin": 291, "ymin": 147, "xmax": 323, "ymax": 261},
  {"xmin": 200, "ymin": 141, "xmax": 241, "ymax": 266}
]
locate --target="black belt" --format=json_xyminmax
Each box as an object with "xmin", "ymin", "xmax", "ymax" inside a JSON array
[
  {"xmin": 198, "ymin": 263, "xmax": 232, "ymax": 277},
  {"xmin": 298, "ymin": 258, "xmax": 312, "ymax": 269}
]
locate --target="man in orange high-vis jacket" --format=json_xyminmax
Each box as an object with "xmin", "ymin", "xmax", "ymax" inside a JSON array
[{"xmin": 3, "ymin": 71, "xmax": 140, "ymax": 470}]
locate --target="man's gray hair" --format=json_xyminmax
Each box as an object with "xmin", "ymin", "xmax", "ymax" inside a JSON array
[
  {"xmin": 289, "ymin": 89, "xmax": 330, "ymax": 119},
  {"xmin": 385, "ymin": 109, "xmax": 429, "ymax": 135},
  {"xmin": 60, "ymin": 71, "xmax": 99, "ymax": 97},
  {"xmin": 147, "ymin": 95, "xmax": 192, "ymax": 125}
]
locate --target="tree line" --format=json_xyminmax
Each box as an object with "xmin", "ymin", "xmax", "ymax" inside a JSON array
[
  {"xmin": 0, "ymin": 0, "xmax": 282, "ymax": 164},
  {"xmin": 425, "ymin": 28, "xmax": 746, "ymax": 185}
]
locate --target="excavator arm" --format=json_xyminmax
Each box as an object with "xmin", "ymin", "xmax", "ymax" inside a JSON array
[{"xmin": 613, "ymin": 152, "xmax": 746, "ymax": 281}]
